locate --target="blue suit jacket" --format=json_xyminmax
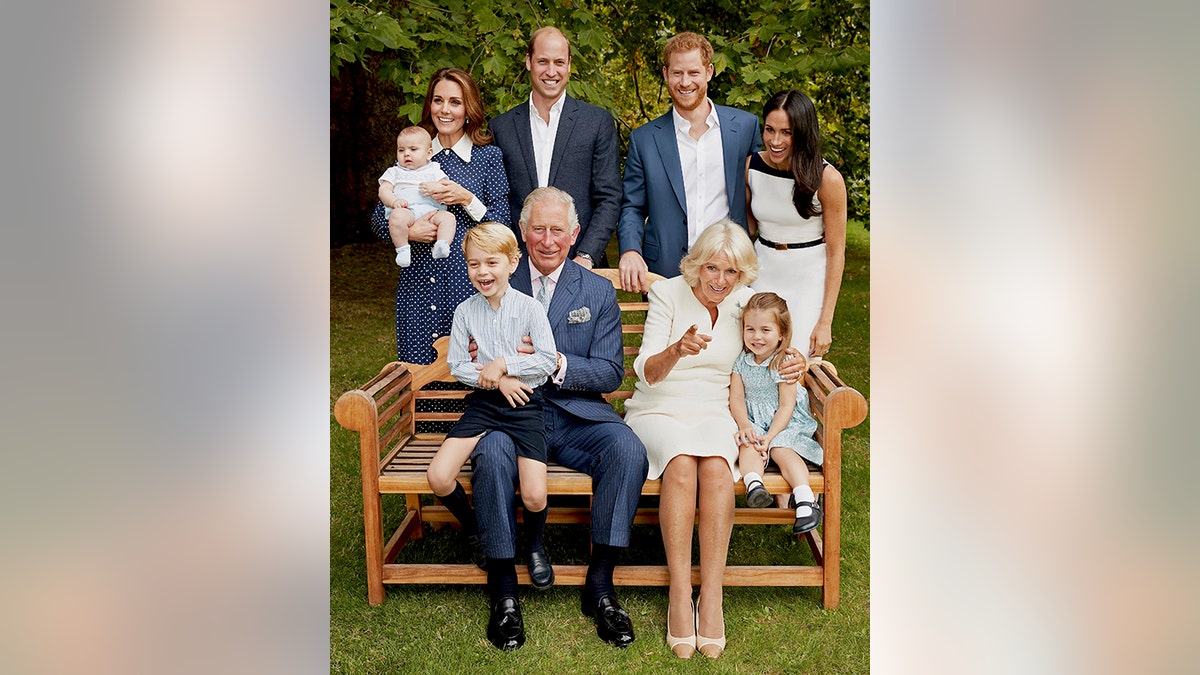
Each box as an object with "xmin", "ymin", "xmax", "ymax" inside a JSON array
[
  {"xmin": 511, "ymin": 258, "xmax": 625, "ymax": 423},
  {"xmin": 491, "ymin": 95, "xmax": 623, "ymax": 265},
  {"xmin": 617, "ymin": 105, "xmax": 761, "ymax": 278}
]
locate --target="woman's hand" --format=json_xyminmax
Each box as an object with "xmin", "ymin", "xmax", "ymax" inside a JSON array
[
  {"xmin": 778, "ymin": 347, "xmax": 807, "ymax": 383},
  {"xmin": 674, "ymin": 324, "xmax": 711, "ymax": 358},
  {"xmin": 809, "ymin": 321, "xmax": 832, "ymax": 358},
  {"xmin": 420, "ymin": 178, "xmax": 472, "ymax": 206},
  {"xmin": 498, "ymin": 376, "xmax": 533, "ymax": 407},
  {"xmin": 407, "ymin": 212, "xmax": 439, "ymax": 243}
]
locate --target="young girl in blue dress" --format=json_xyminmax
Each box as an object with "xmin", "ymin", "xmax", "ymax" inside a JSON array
[{"xmin": 729, "ymin": 292, "xmax": 823, "ymax": 534}]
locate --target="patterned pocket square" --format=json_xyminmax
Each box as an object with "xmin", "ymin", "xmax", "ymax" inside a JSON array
[{"xmin": 567, "ymin": 306, "xmax": 591, "ymax": 324}]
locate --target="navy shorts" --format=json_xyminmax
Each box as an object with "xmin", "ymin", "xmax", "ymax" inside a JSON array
[{"xmin": 446, "ymin": 386, "xmax": 547, "ymax": 464}]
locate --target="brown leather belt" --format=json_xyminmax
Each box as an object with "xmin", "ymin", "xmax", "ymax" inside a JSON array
[{"xmin": 757, "ymin": 235, "xmax": 825, "ymax": 250}]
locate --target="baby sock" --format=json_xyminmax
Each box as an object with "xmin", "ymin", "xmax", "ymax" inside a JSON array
[
  {"xmin": 743, "ymin": 471, "xmax": 764, "ymax": 489},
  {"xmin": 394, "ymin": 245, "xmax": 411, "ymax": 267},
  {"xmin": 792, "ymin": 485, "xmax": 816, "ymax": 517},
  {"xmin": 432, "ymin": 239, "xmax": 451, "ymax": 259}
]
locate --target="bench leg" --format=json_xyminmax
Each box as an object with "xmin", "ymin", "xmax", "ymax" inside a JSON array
[
  {"xmin": 821, "ymin": 490, "xmax": 840, "ymax": 610},
  {"xmin": 363, "ymin": 491, "xmax": 386, "ymax": 606}
]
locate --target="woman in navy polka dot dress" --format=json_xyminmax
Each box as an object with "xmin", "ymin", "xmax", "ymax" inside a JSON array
[{"xmin": 371, "ymin": 67, "xmax": 511, "ymax": 364}]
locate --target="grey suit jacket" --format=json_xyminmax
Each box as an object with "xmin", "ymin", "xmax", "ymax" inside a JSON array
[{"xmin": 491, "ymin": 95, "xmax": 622, "ymax": 265}]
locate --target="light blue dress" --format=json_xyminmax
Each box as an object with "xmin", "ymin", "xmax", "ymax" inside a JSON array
[{"xmin": 732, "ymin": 351, "xmax": 823, "ymax": 466}]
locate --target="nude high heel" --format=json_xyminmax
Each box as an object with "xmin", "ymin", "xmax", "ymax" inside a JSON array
[
  {"xmin": 665, "ymin": 600, "xmax": 696, "ymax": 659},
  {"xmin": 695, "ymin": 598, "xmax": 726, "ymax": 658}
]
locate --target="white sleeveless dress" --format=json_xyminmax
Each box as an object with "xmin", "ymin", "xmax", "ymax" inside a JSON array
[{"xmin": 747, "ymin": 153, "xmax": 827, "ymax": 357}]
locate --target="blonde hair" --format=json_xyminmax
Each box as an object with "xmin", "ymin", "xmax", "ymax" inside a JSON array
[
  {"xmin": 679, "ymin": 220, "xmax": 758, "ymax": 287},
  {"xmin": 462, "ymin": 221, "xmax": 519, "ymax": 259},
  {"xmin": 397, "ymin": 125, "xmax": 432, "ymax": 145},
  {"xmin": 741, "ymin": 292, "xmax": 793, "ymax": 372},
  {"xmin": 662, "ymin": 31, "xmax": 714, "ymax": 68}
]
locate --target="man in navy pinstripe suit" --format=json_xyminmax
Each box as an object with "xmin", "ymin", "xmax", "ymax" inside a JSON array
[{"xmin": 470, "ymin": 187, "xmax": 648, "ymax": 650}]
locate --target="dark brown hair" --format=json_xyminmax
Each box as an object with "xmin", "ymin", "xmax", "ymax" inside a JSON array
[
  {"xmin": 763, "ymin": 90, "xmax": 824, "ymax": 219},
  {"xmin": 418, "ymin": 67, "xmax": 492, "ymax": 146}
]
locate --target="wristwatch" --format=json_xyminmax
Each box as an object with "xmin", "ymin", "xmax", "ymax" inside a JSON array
[{"xmin": 576, "ymin": 251, "xmax": 593, "ymax": 264}]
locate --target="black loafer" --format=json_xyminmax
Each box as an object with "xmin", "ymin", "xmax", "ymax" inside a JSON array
[
  {"xmin": 527, "ymin": 550, "xmax": 555, "ymax": 590},
  {"xmin": 466, "ymin": 533, "xmax": 488, "ymax": 570},
  {"xmin": 745, "ymin": 480, "xmax": 774, "ymax": 508},
  {"xmin": 487, "ymin": 596, "xmax": 525, "ymax": 651},
  {"xmin": 581, "ymin": 591, "xmax": 635, "ymax": 648},
  {"xmin": 788, "ymin": 494, "xmax": 824, "ymax": 535}
]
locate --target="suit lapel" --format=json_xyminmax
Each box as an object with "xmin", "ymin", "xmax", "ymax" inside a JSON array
[
  {"xmin": 651, "ymin": 111, "xmax": 687, "ymax": 213},
  {"xmin": 718, "ymin": 105, "xmax": 743, "ymax": 212},
  {"xmin": 547, "ymin": 95, "xmax": 577, "ymax": 186},
  {"xmin": 512, "ymin": 104, "xmax": 539, "ymax": 190}
]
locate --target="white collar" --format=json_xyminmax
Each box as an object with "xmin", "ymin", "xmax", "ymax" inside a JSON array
[
  {"xmin": 528, "ymin": 92, "xmax": 567, "ymax": 119},
  {"xmin": 530, "ymin": 259, "xmax": 567, "ymax": 287},
  {"xmin": 432, "ymin": 133, "xmax": 473, "ymax": 162},
  {"xmin": 671, "ymin": 98, "xmax": 720, "ymax": 135}
]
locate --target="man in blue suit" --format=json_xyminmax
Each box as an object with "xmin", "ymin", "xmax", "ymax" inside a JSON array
[
  {"xmin": 617, "ymin": 31, "xmax": 761, "ymax": 291},
  {"xmin": 491, "ymin": 27, "xmax": 622, "ymax": 269},
  {"xmin": 471, "ymin": 187, "xmax": 648, "ymax": 651}
]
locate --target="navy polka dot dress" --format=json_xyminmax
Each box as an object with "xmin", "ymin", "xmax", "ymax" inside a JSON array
[{"xmin": 370, "ymin": 143, "xmax": 511, "ymax": 364}]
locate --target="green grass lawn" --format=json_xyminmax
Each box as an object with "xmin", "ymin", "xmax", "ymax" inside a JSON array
[{"xmin": 330, "ymin": 222, "xmax": 870, "ymax": 673}]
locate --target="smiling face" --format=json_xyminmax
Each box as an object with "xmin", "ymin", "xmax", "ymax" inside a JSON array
[
  {"xmin": 762, "ymin": 108, "xmax": 794, "ymax": 169},
  {"xmin": 521, "ymin": 198, "xmax": 578, "ymax": 275},
  {"xmin": 742, "ymin": 308, "xmax": 783, "ymax": 362},
  {"xmin": 464, "ymin": 241, "xmax": 519, "ymax": 305},
  {"xmin": 429, "ymin": 79, "xmax": 466, "ymax": 144},
  {"xmin": 663, "ymin": 48, "xmax": 713, "ymax": 114},
  {"xmin": 526, "ymin": 31, "xmax": 571, "ymax": 106},
  {"xmin": 692, "ymin": 252, "xmax": 741, "ymax": 308},
  {"xmin": 395, "ymin": 130, "xmax": 433, "ymax": 170}
]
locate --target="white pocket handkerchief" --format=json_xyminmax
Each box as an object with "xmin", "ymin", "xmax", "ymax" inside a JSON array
[{"xmin": 567, "ymin": 306, "xmax": 591, "ymax": 324}]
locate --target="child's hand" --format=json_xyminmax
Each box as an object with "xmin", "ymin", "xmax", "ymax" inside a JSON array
[
  {"xmin": 498, "ymin": 376, "xmax": 533, "ymax": 407},
  {"xmin": 477, "ymin": 357, "xmax": 507, "ymax": 389},
  {"xmin": 393, "ymin": 198, "xmax": 409, "ymax": 210},
  {"xmin": 734, "ymin": 424, "xmax": 760, "ymax": 448},
  {"xmin": 759, "ymin": 434, "xmax": 776, "ymax": 454}
]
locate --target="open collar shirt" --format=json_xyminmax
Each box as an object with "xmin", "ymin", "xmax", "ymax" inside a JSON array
[
  {"xmin": 672, "ymin": 99, "xmax": 729, "ymax": 246},
  {"xmin": 528, "ymin": 93, "xmax": 567, "ymax": 188}
]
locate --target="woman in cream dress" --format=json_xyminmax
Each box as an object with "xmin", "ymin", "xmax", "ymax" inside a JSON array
[{"xmin": 625, "ymin": 221, "xmax": 802, "ymax": 659}]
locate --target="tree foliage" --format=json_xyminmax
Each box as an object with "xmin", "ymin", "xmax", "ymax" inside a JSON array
[{"xmin": 330, "ymin": 0, "xmax": 869, "ymax": 245}]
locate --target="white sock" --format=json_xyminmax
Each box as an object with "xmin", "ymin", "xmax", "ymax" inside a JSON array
[
  {"xmin": 793, "ymin": 485, "xmax": 815, "ymax": 517},
  {"xmin": 743, "ymin": 472, "xmax": 763, "ymax": 488},
  {"xmin": 395, "ymin": 245, "xmax": 411, "ymax": 267},
  {"xmin": 431, "ymin": 239, "xmax": 451, "ymax": 259}
]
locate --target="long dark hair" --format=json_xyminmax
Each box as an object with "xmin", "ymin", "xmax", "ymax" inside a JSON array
[
  {"xmin": 418, "ymin": 67, "xmax": 492, "ymax": 146},
  {"xmin": 763, "ymin": 90, "xmax": 824, "ymax": 219}
]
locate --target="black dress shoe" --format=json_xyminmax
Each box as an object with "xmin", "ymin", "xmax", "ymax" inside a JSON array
[
  {"xmin": 466, "ymin": 533, "xmax": 488, "ymax": 570},
  {"xmin": 745, "ymin": 480, "xmax": 774, "ymax": 508},
  {"xmin": 788, "ymin": 494, "xmax": 824, "ymax": 535},
  {"xmin": 580, "ymin": 591, "xmax": 635, "ymax": 648},
  {"xmin": 527, "ymin": 550, "xmax": 554, "ymax": 590},
  {"xmin": 487, "ymin": 596, "xmax": 525, "ymax": 651}
]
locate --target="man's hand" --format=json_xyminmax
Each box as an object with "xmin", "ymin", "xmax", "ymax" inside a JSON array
[
  {"xmin": 778, "ymin": 347, "xmax": 807, "ymax": 384},
  {"xmin": 476, "ymin": 357, "xmax": 507, "ymax": 390},
  {"xmin": 673, "ymin": 324, "xmax": 711, "ymax": 358},
  {"xmin": 516, "ymin": 335, "xmax": 534, "ymax": 356},
  {"xmin": 498, "ymin": 376, "xmax": 533, "ymax": 407},
  {"xmin": 619, "ymin": 250, "xmax": 649, "ymax": 293}
]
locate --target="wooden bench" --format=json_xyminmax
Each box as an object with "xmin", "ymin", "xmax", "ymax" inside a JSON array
[{"xmin": 334, "ymin": 268, "xmax": 868, "ymax": 609}]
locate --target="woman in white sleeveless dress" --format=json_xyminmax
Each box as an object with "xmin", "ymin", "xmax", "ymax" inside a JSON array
[{"xmin": 745, "ymin": 90, "xmax": 848, "ymax": 360}]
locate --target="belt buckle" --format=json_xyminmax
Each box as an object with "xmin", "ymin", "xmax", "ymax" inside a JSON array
[{"xmin": 774, "ymin": 242, "xmax": 788, "ymax": 251}]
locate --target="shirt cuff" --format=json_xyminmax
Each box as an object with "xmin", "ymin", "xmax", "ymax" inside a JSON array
[
  {"xmin": 552, "ymin": 353, "xmax": 567, "ymax": 386},
  {"xmin": 465, "ymin": 195, "xmax": 486, "ymax": 222}
]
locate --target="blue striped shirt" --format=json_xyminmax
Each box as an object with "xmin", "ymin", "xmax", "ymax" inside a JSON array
[{"xmin": 448, "ymin": 288, "xmax": 558, "ymax": 388}]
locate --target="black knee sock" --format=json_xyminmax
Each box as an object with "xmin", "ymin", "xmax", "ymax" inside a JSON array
[
  {"xmin": 486, "ymin": 558, "xmax": 518, "ymax": 604},
  {"xmin": 437, "ymin": 481, "xmax": 478, "ymax": 534},
  {"xmin": 523, "ymin": 506, "xmax": 548, "ymax": 556},
  {"xmin": 585, "ymin": 543, "xmax": 620, "ymax": 604}
]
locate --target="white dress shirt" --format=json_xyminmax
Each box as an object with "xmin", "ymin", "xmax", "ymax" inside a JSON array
[
  {"xmin": 672, "ymin": 99, "xmax": 729, "ymax": 246},
  {"xmin": 530, "ymin": 262, "xmax": 569, "ymax": 385},
  {"xmin": 528, "ymin": 94, "xmax": 566, "ymax": 188}
]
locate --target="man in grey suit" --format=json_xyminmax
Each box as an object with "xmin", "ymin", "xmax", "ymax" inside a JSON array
[
  {"xmin": 490, "ymin": 27, "xmax": 622, "ymax": 269},
  {"xmin": 617, "ymin": 31, "xmax": 761, "ymax": 291},
  {"xmin": 470, "ymin": 188, "xmax": 648, "ymax": 651}
]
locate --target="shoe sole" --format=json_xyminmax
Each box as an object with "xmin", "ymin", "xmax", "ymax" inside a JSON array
[{"xmin": 746, "ymin": 489, "xmax": 774, "ymax": 508}]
